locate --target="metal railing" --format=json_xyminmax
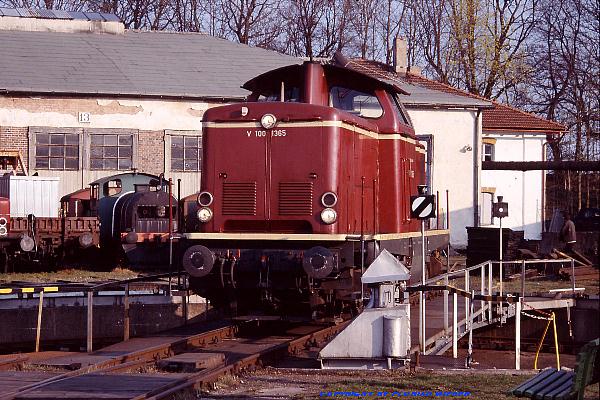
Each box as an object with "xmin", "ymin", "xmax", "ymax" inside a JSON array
[{"xmin": 409, "ymin": 256, "xmax": 579, "ymax": 368}]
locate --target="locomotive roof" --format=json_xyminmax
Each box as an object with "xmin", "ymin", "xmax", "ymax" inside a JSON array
[
  {"xmin": 60, "ymin": 187, "xmax": 90, "ymax": 202},
  {"xmin": 242, "ymin": 62, "xmax": 410, "ymax": 96},
  {"xmin": 89, "ymin": 172, "xmax": 161, "ymax": 186},
  {"xmin": 0, "ymin": 29, "xmax": 298, "ymax": 99}
]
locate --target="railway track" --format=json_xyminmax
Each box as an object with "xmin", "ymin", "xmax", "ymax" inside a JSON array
[{"xmin": 1, "ymin": 319, "xmax": 348, "ymax": 400}]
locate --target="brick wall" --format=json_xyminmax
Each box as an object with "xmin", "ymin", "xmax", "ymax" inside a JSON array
[
  {"xmin": 0, "ymin": 126, "xmax": 29, "ymax": 172},
  {"xmin": 137, "ymin": 130, "xmax": 165, "ymax": 175}
]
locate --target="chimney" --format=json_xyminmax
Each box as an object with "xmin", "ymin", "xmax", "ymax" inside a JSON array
[{"xmin": 393, "ymin": 37, "xmax": 407, "ymax": 74}]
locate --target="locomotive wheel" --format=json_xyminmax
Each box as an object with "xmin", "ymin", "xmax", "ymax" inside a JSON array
[
  {"xmin": 182, "ymin": 245, "xmax": 215, "ymax": 278},
  {"xmin": 78, "ymin": 232, "xmax": 94, "ymax": 248},
  {"xmin": 20, "ymin": 235, "xmax": 35, "ymax": 253},
  {"xmin": 302, "ymin": 246, "xmax": 335, "ymax": 279}
]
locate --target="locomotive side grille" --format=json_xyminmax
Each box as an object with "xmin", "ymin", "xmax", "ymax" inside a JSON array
[
  {"xmin": 222, "ymin": 182, "xmax": 257, "ymax": 215},
  {"xmin": 279, "ymin": 182, "xmax": 313, "ymax": 215}
]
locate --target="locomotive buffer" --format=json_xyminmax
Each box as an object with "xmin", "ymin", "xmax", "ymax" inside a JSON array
[{"xmin": 410, "ymin": 186, "xmax": 436, "ymax": 353}]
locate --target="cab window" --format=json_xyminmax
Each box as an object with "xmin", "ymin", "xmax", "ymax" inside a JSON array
[
  {"xmin": 103, "ymin": 179, "xmax": 122, "ymax": 197},
  {"xmin": 257, "ymin": 86, "xmax": 301, "ymax": 102},
  {"xmin": 329, "ymin": 86, "xmax": 383, "ymax": 118},
  {"xmin": 392, "ymin": 94, "xmax": 410, "ymax": 125}
]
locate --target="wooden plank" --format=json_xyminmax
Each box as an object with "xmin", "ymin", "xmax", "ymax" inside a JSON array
[
  {"xmin": 572, "ymin": 250, "xmax": 593, "ymax": 265},
  {"xmin": 511, "ymin": 368, "xmax": 557, "ymax": 396},
  {"xmin": 531, "ymin": 371, "xmax": 573, "ymax": 399},
  {"xmin": 523, "ymin": 370, "xmax": 567, "ymax": 397},
  {"xmin": 543, "ymin": 378, "xmax": 575, "ymax": 400},
  {"xmin": 553, "ymin": 249, "xmax": 586, "ymax": 266}
]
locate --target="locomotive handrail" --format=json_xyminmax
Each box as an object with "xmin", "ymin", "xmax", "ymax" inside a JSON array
[{"xmin": 89, "ymin": 272, "xmax": 176, "ymax": 291}]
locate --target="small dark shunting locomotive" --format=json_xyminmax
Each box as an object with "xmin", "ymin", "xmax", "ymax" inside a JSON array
[
  {"xmin": 180, "ymin": 61, "xmax": 449, "ymax": 318},
  {"xmin": 0, "ymin": 172, "xmax": 176, "ymax": 270}
]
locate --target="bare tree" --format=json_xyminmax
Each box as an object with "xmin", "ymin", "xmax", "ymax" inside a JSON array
[
  {"xmin": 218, "ymin": 0, "xmax": 280, "ymax": 45},
  {"xmin": 279, "ymin": 0, "xmax": 326, "ymax": 57}
]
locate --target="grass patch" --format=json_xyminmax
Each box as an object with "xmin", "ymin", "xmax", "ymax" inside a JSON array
[
  {"xmin": 318, "ymin": 372, "xmax": 599, "ymax": 399},
  {"xmin": 0, "ymin": 268, "xmax": 141, "ymax": 284}
]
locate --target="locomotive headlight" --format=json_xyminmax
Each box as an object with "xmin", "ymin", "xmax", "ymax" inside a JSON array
[
  {"xmin": 156, "ymin": 205, "xmax": 166, "ymax": 218},
  {"xmin": 260, "ymin": 113, "xmax": 277, "ymax": 129},
  {"xmin": 320, "ymin": 208, "xmax": 337, "ymax": 224},
  {"xmin": 321, "ymin": 192, "xmax": 338, "ymax": 207},
  {"xmin": 0, "ymin": 217, "xmax": 8, "ymax": 237},
  {"xmin": 197, "ymin": 207, "xmax": 213, "ymax": 223},
  {"xmin": 197, "ymin": 191, "xmax": 214, "ymax": 207}
]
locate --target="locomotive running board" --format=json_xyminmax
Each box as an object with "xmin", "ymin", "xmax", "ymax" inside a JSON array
[{"xmin": 182, "ymin": 229, "xmax": 449, "ymax": 241}]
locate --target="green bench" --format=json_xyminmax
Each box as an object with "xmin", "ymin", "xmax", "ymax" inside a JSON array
[{"xmin": 510, "ymin": 338, "xmax": 599, "ymax": 400}]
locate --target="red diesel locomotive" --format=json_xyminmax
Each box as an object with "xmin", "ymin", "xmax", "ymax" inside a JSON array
[{"xmin": 181, "ymin": 61, "xmax": 448, "ymax": 318}]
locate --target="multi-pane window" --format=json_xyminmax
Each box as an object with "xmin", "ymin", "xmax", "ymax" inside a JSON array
[
  {"xmin": 483, "ymin": 143, "xmax": 495, "ymax": 161},
  {"xmin": 481, "ymin": 192, "xmax": 494, "ymax": 225},
  {"xmin": 90, "ymin": 134, "xmax": 133, "ymax": 170},
  {"xmin": 171, "ymin": 136, "xmax": 201, "ymax": 171},
  {"xmin": 35, "ymin": 133, "xmax": 79, "ymax": 170}
]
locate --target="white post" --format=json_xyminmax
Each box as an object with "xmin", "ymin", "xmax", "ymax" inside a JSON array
[
  {"xmin": 571, "ymin": 258, "xmax": 575, "ymax": 297},
  {"xmin": 35, "ymin": 291, "xmax": 44, "ymax": 352},
  {"xmin": 521, "ymin": 260, "xmax": 526, "ymax": 297},
  {"xmin": 499, "ymin": 218, "xmax": 504, "ymax": 325},
  {"xmin": 480, "ymin": 265, "xmax": 485, "ymax": 322},
  {"xmin": 444, "ymin": 275, "xmax": 449, "ymax": 334},
  {"xmin": 452, "ymin": 292, "xmax": 458, "ymax": 358},
  {"xmin": 499, "ymin": 218, "xmax": 503, "ymax": 296},
  {"xmin": 420, "ymin": 220, "xmax": 426, "ymax": 353},
  {"xmin": 515, "ymin": 298, "xmax": 521, "ymax": 370},
  {"xmin": 467, "ymin": 290, "xmax": 475, "ymax": 367},
  {"xmin": 488, "ymin": 262, "xmax": 493, "ymax": 322},
  {"xmin": 464, "ymin": 269, "xmax": 469, "ymax": 326},
  {"xmin": 87, "ymin": 291, "xmax": 93, "ymax": 353}
]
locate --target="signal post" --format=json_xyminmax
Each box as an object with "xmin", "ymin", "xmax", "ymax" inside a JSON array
[{"xmin": 410, "ymin": 186, "xmax": 436, "ymax": 353}]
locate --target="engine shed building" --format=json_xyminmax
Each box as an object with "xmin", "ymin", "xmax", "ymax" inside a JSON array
[
  {"xmin": 0, "ymin": 8, "xmax": 297, "ymax": 200},
  {"xmin": 0, "ymin": 9, "xmax": 565, "ymax": 248}
]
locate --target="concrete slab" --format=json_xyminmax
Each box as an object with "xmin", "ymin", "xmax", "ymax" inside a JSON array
[
  {"xmin": 0, "ymin": 371, "xmax": 59, "ymax": 395},
  {"xmin": 157, "ymin": 352, "xmax": 225, "ymax": 371}
]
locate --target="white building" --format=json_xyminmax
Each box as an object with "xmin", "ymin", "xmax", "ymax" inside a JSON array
[{"xmin": 480, "ymin": 105, "xmax": 564, "ymax": 239}]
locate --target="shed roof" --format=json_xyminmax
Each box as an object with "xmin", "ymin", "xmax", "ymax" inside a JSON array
[{"xmin": 0, "ymin": 29, "xmax": 299, "ymax": 99}]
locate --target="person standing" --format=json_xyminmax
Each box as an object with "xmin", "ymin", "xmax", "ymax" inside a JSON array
[{"xmin": 560, "ymin": 212, "xmax": 577, "ymax": 253}]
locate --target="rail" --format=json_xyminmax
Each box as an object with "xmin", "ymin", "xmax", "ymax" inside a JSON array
[
  {"xmin": 1, "ymin": 321, "xmax": 348, "ymax": 400},
  {"xmin": 409, "ymin": 257, "xmax": 580, "ymax": 369}
]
